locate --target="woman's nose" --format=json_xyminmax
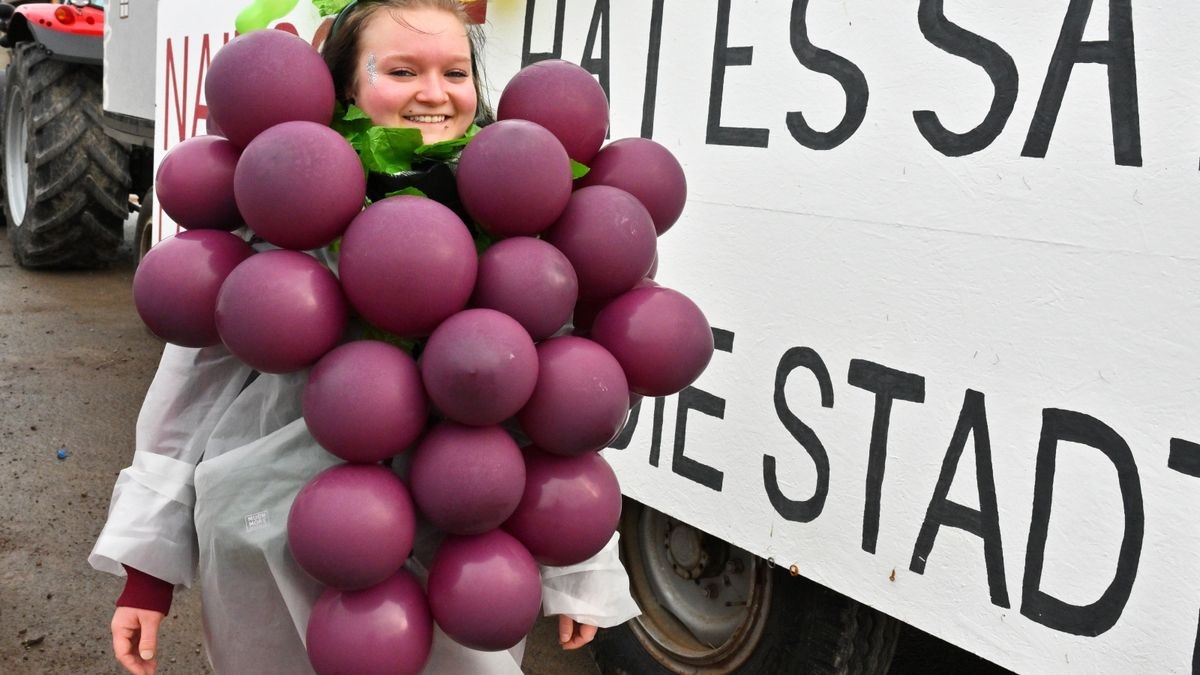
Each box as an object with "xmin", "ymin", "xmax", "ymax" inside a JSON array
[{"xmin": 415, "ymin": 74, "xmax": 448, "ymax": 104}]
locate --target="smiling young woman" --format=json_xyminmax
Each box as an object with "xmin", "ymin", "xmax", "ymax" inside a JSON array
[
  {"xmin": 322, "ymin": 0, "xmax": 493, "ymax": 143},
  {"xmin": 352, "ymin": 6, "xmax": 476, "ymax": 142}
]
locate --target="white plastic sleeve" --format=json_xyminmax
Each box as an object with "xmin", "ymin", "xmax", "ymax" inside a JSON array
[{"xmin": 539, "ymin": 533, "xmax": 642, "ymax": 628}]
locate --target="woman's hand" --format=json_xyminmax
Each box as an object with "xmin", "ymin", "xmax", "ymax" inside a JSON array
[
  {"xmin": 557, "ymin": 615, "xmax": 599, "ymax": 650},
  {"xmin": 111, "ymin": 607, "xmax": 164, "ymax": 675}
]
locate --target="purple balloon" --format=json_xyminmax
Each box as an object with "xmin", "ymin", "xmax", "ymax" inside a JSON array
[
  {"xmin": 205, "ymin": 109, "xmax": 225, "ymax": 138},
  {"xmin": 306, "ymin": 569, "xmax": 433, "ymax": 675},
  {"xmin": 472, "ymin": 237, "xmax": 577, "ymax": 341},
  {"xmin": 544, "ymin": 186, "xmax": 657, "ymax": 301},
  {"xmin": 457, "ymin": 120, "xmax": 572, "ymax": 237},
  {"xmin": 303, "ymin": 341, "xmax": 428, "ymax": 463},
  {"xmin": 409, "ymin": 422, "xmax": 525, "ymax": 535},
  {"xmin": 234, "ymin": 121, "xmax": 366, "ymax": 250},
  {"xmin": 215, "ymin": 250, "xmax": 348, "ymax": 373},
  {"xmin": 427, "ymin": 530, "xmax": 541, "ymax": 651},
  {"xmin": 504, "ymin": 447, "xmax": 622, "ymax": 566},
  {"xmin": 205, "ymin": 29, "xmax": 335, "ymax": 149},
  {"xmin": 590, "ymin": 285, "xmax": 714, "ymax": 396},
  {"xmin": 516, "ymin": 336, "xmax": 629, "ymax": 456},
  {"xmin": 419, "ymin": 309, "xmax": 538, "ymax": 426},
  {"xmin": 288, "ymin": 464, "xmax": 416, "ymax": 590},
  {"xmin": 497, "ymin": 59, "xmax": 609, "ymax": 164},
  {"xmin": 580, "ymin": 138, "xmax": 687, "ymax": 236},
  {"xmin": 339, "ymin": 196, "xmax": 477, "ymax": 337},
  {"xmin": 155, "ymin": 136, "xmax": 242, "ymax": 231},
  {"xmin": 133, "ymin": 231, "xmax": 254, "ymax": 347}
]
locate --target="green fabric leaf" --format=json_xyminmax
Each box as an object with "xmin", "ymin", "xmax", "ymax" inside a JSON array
[
  {"xmin": 472, "ymin": 227, "xmax": 497, "ymax": 256},
  {"xmin": 330, "ymin": 102, "xmax": 374, "ymax": 142},
  {"xmin": 359, "ymin": 126, "xmax": 424, "ymax": 174},
  {"xmin": 360, "ymin": 324, "xmax": 421, "ymax": 354},
  {"xmin": 331, "ymin": 103, "xmax": 479, "ymax": 175},
  {"xmin": 570, "ymin": 159, "xmax": 591, "ymax": 180},
  {"xmin": 414, "ymin": 124, "xmax": 481, "ymax": 162},
  {"xmin": 384, "ymin": 186, "xmax": 428, "ymax": 199},
  {"xmin": 311, "ymin": 0, "xmax": 352, "ymax": 16}
]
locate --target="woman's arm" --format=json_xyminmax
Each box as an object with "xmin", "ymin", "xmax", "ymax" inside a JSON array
[
  {"xmin": 89, "ymin": 343, "xmax": 255, "ymax": 587},
  {"xmin": 540, "ymin": 532, "xmax": 641, "ymax": 649}
]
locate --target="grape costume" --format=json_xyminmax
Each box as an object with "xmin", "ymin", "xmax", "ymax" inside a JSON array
[{"xmin": 91, "ymin": 166, "xmax": 639, "ymax": 673}]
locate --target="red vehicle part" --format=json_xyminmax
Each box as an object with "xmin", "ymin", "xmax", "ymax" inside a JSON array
[
  {"xmin": 3, "ymin": 3, "xmax": 104, "ymax": 64},
  {"xmin": 15, "ymin": 3, "xmax": 103, "ymax": 37}
]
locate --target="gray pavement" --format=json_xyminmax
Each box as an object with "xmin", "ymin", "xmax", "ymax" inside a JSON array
[{"xmin": 0, "ymin": 234, "xmax": 597, "ymax": 674}]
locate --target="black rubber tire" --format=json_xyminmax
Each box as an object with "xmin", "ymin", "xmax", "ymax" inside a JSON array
[
  {"xmin": 591, "ymin": 501, "xmax": 900, "ymax": 675},
  {"xmin": 2, "ymin": 41, "xmax": 129, "ymax": 269}
]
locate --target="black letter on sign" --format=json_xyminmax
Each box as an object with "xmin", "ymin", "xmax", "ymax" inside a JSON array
[
  {"xmin": 1195, "ymin": 609, "xmax": 1200, "ymax": 675},
  {"xmin": 909, "ymin": 390, "xmax": 1010, "ymax": 608},
  {"xmin": 1167, "ymin": 437, "xmax": 1200, "ymax": 478},
  {"xmin": 765, "ymin": 347, "xmax": 832, "ymax": 523},
  {"xmin": 1021, "ymin": 409, "xmax": 1144, "ymax": 636},
  {"xmin": 847, "ymin": 360, "xmax": 925, "ymax": 554},
  {"xmin": 671, "ymin": 328, "xmax": 734, "ymax": 491},
  {"xmin": 641, "ymin": 0, "xmax": 666, "ymax": 138},
  {"xmin": 707, "ymin": 0, "xmax": 769, "ymax": 148},
  {"xmin": 522, "ymin": 0, "xmax": 567, "ymax": 66},
  {"xmin": 1022, "ymin": 0, "xmax": 1141, "ymax": 167},
  {"xmin": 607, "ymin": 398, "xmax": 641, "ymax": 450},
  {"xmin": 581, "ymin": 0, "xmax": 610, "ymax": 103},
  {"xmin": 913, "ymin": 0, "xmax": 1018, "ymax": 157},
  {"xmin": 1167, "ymin": 438, "xmax": 1200, "ymax": 671},
  {"xmin": 786, "ymin": 0, "xmax": 869, "ymax": 150},
  {"xmin": 607, "ymin": 396, "xmax": 666, "ymax": 467}
]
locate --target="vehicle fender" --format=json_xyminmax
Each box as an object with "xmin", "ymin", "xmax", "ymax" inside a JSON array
[{"xmin": 13, "ymin": 4, "xmax": 103, "ymax": 38}]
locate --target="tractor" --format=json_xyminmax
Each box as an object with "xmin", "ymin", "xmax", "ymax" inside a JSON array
[{"xmin": 0, "ymin": 0, "xmax": 153, "ymax": 269}]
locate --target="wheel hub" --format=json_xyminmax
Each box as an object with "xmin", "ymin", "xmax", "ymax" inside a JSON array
[
  {"xmin": 636, "ymin": 509, "xmax": 761, "ymax": 650},
  {"xmin": 665, "ymin": 521, "xmax": 706, "ymax": 578},
  {"xmin": 5, "ymin": 83, "xmax": 28, "ymax": 227}
]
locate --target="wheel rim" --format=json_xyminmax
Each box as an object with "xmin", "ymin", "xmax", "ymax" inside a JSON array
[
  {"xmin": 5, "ymin": 83, "xmax": 28, "ymax": 226},
  {"xmin": 622, "ymin": 502, "xmax": 771, "ymax": 672}
]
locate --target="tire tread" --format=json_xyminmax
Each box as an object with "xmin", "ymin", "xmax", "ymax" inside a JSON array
[{"xmin": 2, "ymin": 41, "xmax": 129, "ymax": 269}]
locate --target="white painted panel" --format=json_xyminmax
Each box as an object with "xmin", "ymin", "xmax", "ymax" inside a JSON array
[{"xmin": 482, "ymin": 1, "xmax": 1200, "ymax": 672}]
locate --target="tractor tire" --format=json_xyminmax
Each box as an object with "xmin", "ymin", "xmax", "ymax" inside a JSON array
[
  {"xmin": 590, "ymin": 500, "xmax": 900, "ymax": 675},
  {"xmin": 2, "ymin": 41, "xmax": 129, "ymax": 268}
]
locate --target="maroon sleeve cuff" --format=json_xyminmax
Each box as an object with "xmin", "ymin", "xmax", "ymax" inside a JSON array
[{"xmin": 116, "ymin": 564, "xmax": 174, "ymax": 615}]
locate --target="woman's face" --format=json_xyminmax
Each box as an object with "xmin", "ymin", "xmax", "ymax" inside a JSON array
[{"xmin": 351, "ymin": 6, "xmax": 477, "ymax": 143}]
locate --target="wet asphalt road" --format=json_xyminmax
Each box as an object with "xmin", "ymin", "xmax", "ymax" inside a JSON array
[{"xmin": 0, "ymin": 234, "xmax": 598, "ymax": 674}]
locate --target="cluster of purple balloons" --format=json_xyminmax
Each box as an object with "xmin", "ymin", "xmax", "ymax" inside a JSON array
[{"xmin": 133, "ymin": 28, "xmax": 714, "ymax": 675}]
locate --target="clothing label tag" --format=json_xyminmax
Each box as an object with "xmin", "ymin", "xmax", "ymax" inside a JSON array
[{"xmin": 244, "ymin": 511, "xmax": 270, "ymax": 531}]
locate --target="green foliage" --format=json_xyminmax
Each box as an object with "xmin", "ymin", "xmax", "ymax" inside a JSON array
[
  {"xmin": 331, "ymin": 102, "xmax": 482, "ymax": 175},
  {"xmin": 311, "ymin": 0, "xmax": 352, "ymax": 16},
  {"xmin": 570, "ymin": 159, "xmax": 591, "ymax": 180},
  {"xmin": 384, "ymin": 187, "xmax": 429, "ymax": 199}
]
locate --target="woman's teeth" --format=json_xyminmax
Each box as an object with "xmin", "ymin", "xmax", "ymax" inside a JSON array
[{"xmin": 406, "ymin": 115, "xmax": 448, "ymax": 123}]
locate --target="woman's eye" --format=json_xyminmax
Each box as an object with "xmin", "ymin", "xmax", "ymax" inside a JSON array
[
  {"xmin": 447, "ymin": 70, "xmax": 469, "ymax": 79},
  {"xmin": 389, "ymin": 68, "xmax": 415, "ymax": 77}
]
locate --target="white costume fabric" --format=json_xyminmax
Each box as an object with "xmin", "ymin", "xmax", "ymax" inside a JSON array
[{"xmin": 91, "ymin": 343, "xmax": 640, "ymax": 673}]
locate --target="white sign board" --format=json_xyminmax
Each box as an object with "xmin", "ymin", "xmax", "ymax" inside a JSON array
[
  {"xmin": 482, "ymin": 1, "xmax": 1200, "ymax": 673},
  {"xmin": 152, "ymin": 0, "xmax": 323, "ymax": 240},
  {"xmin": 152, "ymin": 1, "xmax": 1200, "ymax": 672}
]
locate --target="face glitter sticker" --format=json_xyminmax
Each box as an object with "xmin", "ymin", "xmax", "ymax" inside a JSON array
[{"xmin": 366, "ymin": 52, "xmax": 378, "ymax": 87}]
